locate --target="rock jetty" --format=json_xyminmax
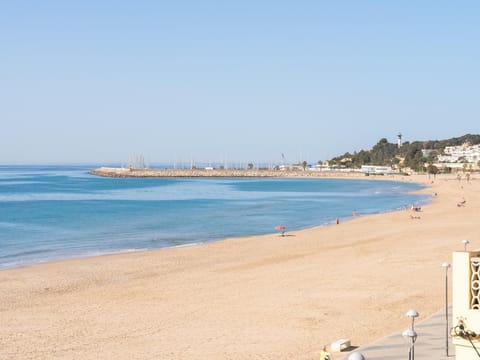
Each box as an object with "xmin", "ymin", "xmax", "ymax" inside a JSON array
[
  {"xmin": 89, "ymin": 167, "xmax": 304, "ymax": 178},
  {"xmin": 89, "ymin": 167, "xmax": 370, "ymax": 178}
]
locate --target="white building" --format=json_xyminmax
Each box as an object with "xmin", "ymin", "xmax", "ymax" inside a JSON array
[
  {"xmin": 452, "ymin": 251, "xmax": 480, "ymax": 359},
  {"xmin": 436, "ymin": 143, "xmax": 480, "ymax": 166},
  {"xmin": 360, "ymin": 165, "xmax": 397, "ymax": 175}
]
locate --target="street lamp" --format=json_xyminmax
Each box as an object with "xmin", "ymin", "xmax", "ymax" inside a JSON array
[
  {"xmin": 402, "ymin": 328, "xmax": 418, "ymax": 360},
  {"xmin": 348, "ymin": 352, "xmax": 366, "ymax": 360},
  {"xmin": 441, "ymin": 262, "xmax": 451, "ymax": 357},
  {"xmin": 462, "ymin": 239, "xmax": 470, "ymax": 251},
  {"xmin": 406, "ymin": 309, "xmax": 419, "ymax": 329},
  {"xmin": 406, "ymin": 309, "xmax": 419, "ymax": 359}
]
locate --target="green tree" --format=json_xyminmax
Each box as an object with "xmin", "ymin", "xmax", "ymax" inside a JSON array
[
  {"xmin": 427, "ymin": 164, "xmax": 438, "ymax": 175},
  {"xmin": 326, "ymin": 134, "xmax": 480, "ymax": 173},
  {"xmin": 370, "ymin": 138, "xmax": 398, "ymax": 165}
]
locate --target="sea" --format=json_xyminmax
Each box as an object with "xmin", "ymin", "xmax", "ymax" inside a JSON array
[{"xmin": 0, "ymin": 165, "xmax": 429, "ymax": 270}]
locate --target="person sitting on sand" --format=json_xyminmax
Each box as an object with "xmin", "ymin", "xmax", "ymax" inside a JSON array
[
  {"xmin": 320, "ymin": 346, "xmax": 331, "ymax": 360},
  {"xmin": 411, "ymin": 204, "xmax": 421, "ymax": 212}
]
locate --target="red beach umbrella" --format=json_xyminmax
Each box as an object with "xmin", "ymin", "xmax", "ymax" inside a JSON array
[{"xmin": 275, "ymin": 225, "xmax": 286, "ymax": 236}]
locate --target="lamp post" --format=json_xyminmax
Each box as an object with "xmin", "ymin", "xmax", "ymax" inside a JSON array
[
  {"xmin": 406, "ymin": 309, "xmax": 419, "ymax": 359},
  {"xmin": 402, "ymin": 328, "xmax": 418, "ymax": 360},
  {"xmin": 348, "ymin": 352, "xmax": 366, "ymax": 360},
  {"xmin": 406, "ymin": 309, "xmax": 419, "ymax": 329},
  {"xmin": 441, "ymin": 262, "xmax": 451, "ymax": 357},
  {"xmin": 462, "ymin": 239, "xmax": 470, "ymax": 251}
]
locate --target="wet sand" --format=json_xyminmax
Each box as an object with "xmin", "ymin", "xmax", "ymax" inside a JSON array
[{"xmin": 0, "ymin": 174, "xmax": 477, "ymax": 359}]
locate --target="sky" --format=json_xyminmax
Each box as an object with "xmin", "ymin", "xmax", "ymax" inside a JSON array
[{"xmin": 1, "ymin": 1, "xmax": 479, "ymax": 165}]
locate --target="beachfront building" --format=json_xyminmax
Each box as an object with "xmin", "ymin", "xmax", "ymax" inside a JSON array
[
  {"xmin": 360, "ymin": 165, "xmax": 397, "ymax": 175},
  {"xmin": 452, "ymin": 251, "xmax": 480, "ymax": 360},
  {"xmin": 310, "ymin": 163, "xmax": 331, "ymax": 172},
  {"xmin": 279, "ymin": 164, "xmax": 304, "ymax": 171},
  {"xmin": 309, "ymin": 164, "xmax": 363, "ymax": 173},
  {"xmin": 436, "ymin": 143, "xmax": 480, "ymax": 170}
]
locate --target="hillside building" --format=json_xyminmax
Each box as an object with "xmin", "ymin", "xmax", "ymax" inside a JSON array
[{"xmin": 436, "ymin": 142, "xmax": 480, "ymax": 169}]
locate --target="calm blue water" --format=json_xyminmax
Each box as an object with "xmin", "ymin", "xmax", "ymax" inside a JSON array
[{"xmin": 0, "ymin": 165, "xmax": 429, "ymax": 269}]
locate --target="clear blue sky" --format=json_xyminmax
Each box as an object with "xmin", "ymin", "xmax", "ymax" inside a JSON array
[{"xmin": 1, "ymin": 1, "xmax": 479, "ymax": 165}]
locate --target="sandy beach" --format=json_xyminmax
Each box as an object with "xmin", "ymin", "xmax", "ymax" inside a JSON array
[{"xmin": 0, "ymin": 174, "xmax": 477, "ymax": 360}]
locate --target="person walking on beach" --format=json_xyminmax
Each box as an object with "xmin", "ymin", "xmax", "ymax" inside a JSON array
[{"xmin": 320, "ymin": 346, "xmax": 331, "ymax": 360}]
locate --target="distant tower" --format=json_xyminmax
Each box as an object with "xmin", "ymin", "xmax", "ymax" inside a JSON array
[{"xmin": 397, "ymin": 132, "xmax": 403, "ymax": 148}]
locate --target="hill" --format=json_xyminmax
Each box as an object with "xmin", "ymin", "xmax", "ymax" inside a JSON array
[{"xmin": 327, "ymin": 134, "xmax": 480, "ymax": 172}]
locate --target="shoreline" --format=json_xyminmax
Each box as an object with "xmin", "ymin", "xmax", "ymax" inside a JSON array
[
  {"xmin": 0, "ymin": 175, "xmax": 428, "ymax": 271},
  {"xmin": 1, "ymin": 173, "xmax": 477, "ymax": 359}
]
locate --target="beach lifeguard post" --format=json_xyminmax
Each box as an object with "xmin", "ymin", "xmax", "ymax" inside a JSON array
[{"xmin": 452, "ymin": 251, "xmax": 480, "ymax": 359}]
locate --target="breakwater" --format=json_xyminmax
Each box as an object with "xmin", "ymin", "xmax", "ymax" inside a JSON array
[{"xmin": 88, "ymin": 167, "xmax": 367, "ymax": 178}]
